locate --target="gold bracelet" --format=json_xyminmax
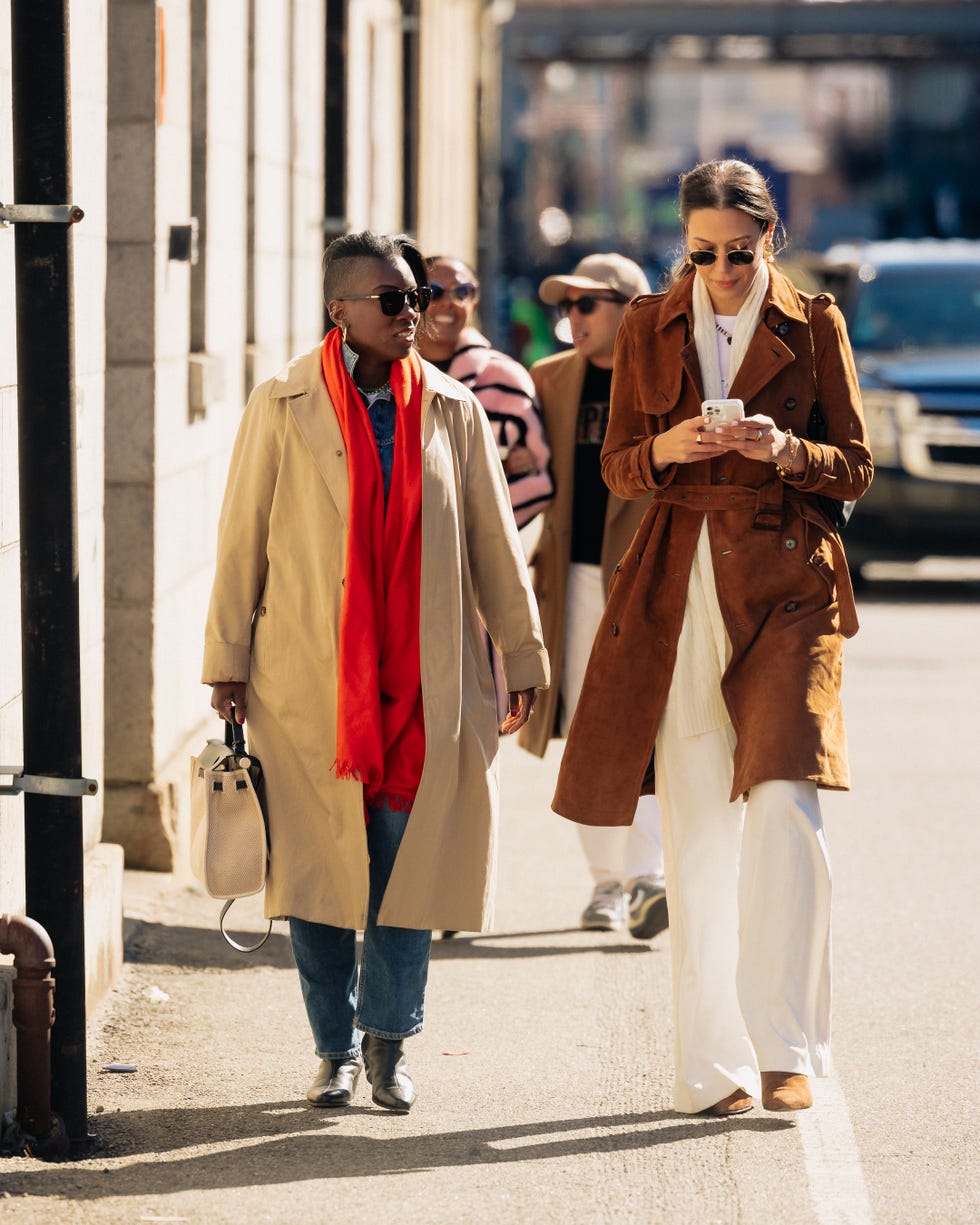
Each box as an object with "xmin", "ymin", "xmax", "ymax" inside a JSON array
[{"xmin": 775, "ymin": 429, "xmax": 800, "ymax": 476}]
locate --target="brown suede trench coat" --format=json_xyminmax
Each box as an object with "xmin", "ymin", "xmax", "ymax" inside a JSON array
[{"xmin": 552, "ymin": 267, "xmax": 874, "ymax": 826}]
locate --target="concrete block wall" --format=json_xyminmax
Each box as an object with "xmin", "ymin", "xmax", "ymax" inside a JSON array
[
  {"xmin": 417, "ymin": 0, "xmax": 482, "ymax": 263},
  {"xmin": 104, "ymin": 0, "xmax": 326, "ymax": 872}
]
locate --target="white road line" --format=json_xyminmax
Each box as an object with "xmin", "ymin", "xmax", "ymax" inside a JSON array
[{"xmin": 797, "ymin": 1073, "xmax": 875, "ymax": 1225}]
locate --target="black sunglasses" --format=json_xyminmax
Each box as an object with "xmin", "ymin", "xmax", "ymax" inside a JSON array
[
  {"xmin": 429, "ymin": 281, "xmax": 479, "ymax": 303},
  {"xmin": 338, "ymin": 287, "xmax": 432, "ymax": 316},
  {"xmin": 557, "ymin": 294, "xmax": 625, "ymax": 318},
  {"xmin": 688, "ymin": 249, "xmax": 755, "ymax": 267}
]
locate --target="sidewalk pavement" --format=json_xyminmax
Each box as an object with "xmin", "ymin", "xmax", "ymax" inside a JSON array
[{"xmin": 0, "ymin": 738, "xmax": 812, "ymax": 1224}]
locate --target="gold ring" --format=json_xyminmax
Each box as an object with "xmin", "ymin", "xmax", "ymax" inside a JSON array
[{"xmin": 757, "ymin": 429, "xmax": 764, "ymax": 440}]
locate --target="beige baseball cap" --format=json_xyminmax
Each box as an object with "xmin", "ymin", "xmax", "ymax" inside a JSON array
[{"xmin": 538, "ymin": 253, "xmax": 651, "ymax": 305}]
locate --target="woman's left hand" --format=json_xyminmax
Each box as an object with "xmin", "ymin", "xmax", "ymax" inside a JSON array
[
  {"xmin": 500, "ymin": 688, "xmax": 536, "ymax": 735},
  {"xmin": 709, "ymin": 415, "xmax": 790, "ymax": 464}
]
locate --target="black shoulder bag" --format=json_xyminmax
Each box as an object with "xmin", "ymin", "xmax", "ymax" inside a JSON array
[{"xmin": 805, "ymin": 298, "xmax": 855, "ymax": 533}]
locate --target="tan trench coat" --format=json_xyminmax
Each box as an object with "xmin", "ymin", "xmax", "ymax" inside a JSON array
[
  {"xmin": 518, "ymin": 349, "xmax": 652, "ymax": 758},
  {"xmin": 552, "ymin": 268, "xmax": 874, "ymax": 826},
  {"xmin": 202, "ymin": 345, "xmax": 549, "ymax": 932}
]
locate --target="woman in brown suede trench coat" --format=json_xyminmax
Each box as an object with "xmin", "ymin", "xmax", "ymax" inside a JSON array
[{"xmin": 553, "ymin": 160, "xmax": 873, "ymax": 1118}]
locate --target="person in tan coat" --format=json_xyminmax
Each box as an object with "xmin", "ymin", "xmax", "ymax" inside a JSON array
[
  {"xmin": 203, "ymin": 232, "xmax": 548, "ymax": 1114},
  {"xmin": 553, "ymin": 161, "xmax": 873, "ymax": 1117},
  {"xmin": 517, "ymin": 255, "xmax": 668, "ymax": 942}
]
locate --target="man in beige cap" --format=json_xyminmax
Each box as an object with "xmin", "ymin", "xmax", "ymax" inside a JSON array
[{"xmin": 518, "ymin": 254, "xmax": 668, "ymax": 940}]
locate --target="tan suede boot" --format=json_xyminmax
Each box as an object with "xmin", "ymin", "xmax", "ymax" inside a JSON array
[
  {"xmin": 761, "ymin": 1071, "xmax": 812, "ymax": 1111},
  {"xmin": 704, "ymin": 1087, "xmax": 753, "ymax": 1116}
]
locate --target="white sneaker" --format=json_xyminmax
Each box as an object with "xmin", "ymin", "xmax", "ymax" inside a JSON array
[{"xmin": 580, "ymin": 881, "xmax": 627, "ymax": 931}]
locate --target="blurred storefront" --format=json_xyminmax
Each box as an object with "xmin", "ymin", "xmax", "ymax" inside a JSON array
[{"xmin": 487, "ymin": 0, "xmax": 980, "ymax": 354}]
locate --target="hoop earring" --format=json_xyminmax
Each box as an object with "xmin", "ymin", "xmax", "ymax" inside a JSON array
[
  {"xmin": 339, "ymin": 321, "xmax": 348, "ymax": 343},
  {"xmin": 764, "ymin": 240, "xmax": 775, "ymax": 261}
]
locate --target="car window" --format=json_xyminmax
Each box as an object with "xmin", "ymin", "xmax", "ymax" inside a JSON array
[{"xmin": 849, "ymin": 266, "xmax": 980, "ymax": 351}]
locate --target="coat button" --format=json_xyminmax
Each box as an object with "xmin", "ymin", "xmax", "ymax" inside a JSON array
[
  {"xmin": 776, "ymin": 321, "xmax": 790, "ymax": 336},
  {"xmin": 336, "ymin": 450, "xmax": 344, "ymax": 457},
  {"xmin": 784, "ymin": 397, "xmax": 798, "ymax": 410},
  {"xmin": 258, "ymin": 605, "xmax": 267, "ymax": 615},
  {"xmin": 783, "ymin": 537, "xmax": 798, "ymax": 550},
  {"xmin": 611, "ymin": 623, "xmax": 619, "ymax": 636},
  {"xmin": 718, "ymin": 475, "xmax": 728, "ymax": 484},
  {"xmin": 784, "ymin": 600, "xmax": 799, "ymax": 612}
]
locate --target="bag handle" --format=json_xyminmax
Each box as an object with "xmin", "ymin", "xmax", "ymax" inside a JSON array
[
  {"xmin": 219, "ymin": 711, "xmax": 272, "ymax": 953},
  {"xmin": 225, "ymin": 710, "xmax": 246, "ymax": 755},
  {"xmin": 219, "ymin": 899, "xmax": 273, "ymax": 953}
]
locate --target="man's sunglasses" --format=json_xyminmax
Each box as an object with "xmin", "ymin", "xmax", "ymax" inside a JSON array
[
  {"xmin": 429, "ymin": 281, "xmax": 479, "ymax": 303},
  {"xmin": 557, "ymin": 294, "xmax": 626, "ymax": 318},
  {"xmin": 688, "ymin": 248, "xmax": 755, "ymax": 267},
  {"xmin": 338, "ymin": 287, "xmax": 432, "ymax": 316}
]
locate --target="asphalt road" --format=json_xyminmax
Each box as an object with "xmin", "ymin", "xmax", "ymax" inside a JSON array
[{"xmin": 0, "ymin": 569, "xmax": 977, "ymax": 1224}]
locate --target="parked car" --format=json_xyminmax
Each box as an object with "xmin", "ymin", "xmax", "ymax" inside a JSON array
[{"xmin": 811, "ymin": 239, "xmax": 980, "ymax": 572}]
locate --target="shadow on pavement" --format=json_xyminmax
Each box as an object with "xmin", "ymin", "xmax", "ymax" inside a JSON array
[
  {"xmin": 430, "ymin": 930, "xmax": 661, "ymax": 959},
  {"xmin": 123, "ymin": 923, "xmax": 661, "ymax": 969},
  {"xmin": 125, "ymin": 922, "xmax": 295, "ymax": 970},
  {"xmin": 0, "ymin": 1106, "xmax": 794, "ymax": 1196}
]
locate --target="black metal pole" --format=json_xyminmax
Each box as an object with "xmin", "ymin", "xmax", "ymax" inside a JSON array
[{"xmin": 10, "ymin": 0, "xmax": 89, "ymax": 1146}]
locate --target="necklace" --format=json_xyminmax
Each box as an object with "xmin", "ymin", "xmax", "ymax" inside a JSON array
[
  {"xmin": 357, "ymin": 378, "xmax": 392, "ymax": 398},
  {"xmin": 715, "ymin": 322, "xmax": 733, "ymax": 346}
]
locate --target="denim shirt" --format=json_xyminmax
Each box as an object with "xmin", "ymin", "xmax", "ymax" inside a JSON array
[{"xmin": 342, "ymin": 340, "xmax": 396, "ymax": 508}]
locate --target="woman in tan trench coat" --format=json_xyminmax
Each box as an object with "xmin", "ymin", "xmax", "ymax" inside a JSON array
[
  {"xmin": 203, "ymin": 232, "xmax": 548, "ymax": 1113},
  {"xmin": 553, "ymin": 161, "xmax": 873, "ymax": 1117}
]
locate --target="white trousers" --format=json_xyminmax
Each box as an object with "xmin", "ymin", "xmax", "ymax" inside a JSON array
[
  {"xmin": 655, "ymin": 540, "xmax": 832, "ymax": 1113},
  {"xmin": 563, "ymin": 563, "xmax": 664, "ymax": 887}
]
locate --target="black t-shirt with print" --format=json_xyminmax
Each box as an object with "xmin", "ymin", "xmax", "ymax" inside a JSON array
[{"xmin": 570, "ymin": 362, "xmax": 613, "ymax": 565}]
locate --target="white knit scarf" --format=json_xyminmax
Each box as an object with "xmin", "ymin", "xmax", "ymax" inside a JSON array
[{"xmin": 692, "ymin": 259, "xmax": 770, "ymax": 400}]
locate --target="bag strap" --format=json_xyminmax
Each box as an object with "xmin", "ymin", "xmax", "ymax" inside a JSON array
[
  {"xmin": 805, "ymin": 297, "xmax": 824, "ymax": 440},
  {"xmin": 219, "ymin": 898, "xmax": 273, "ymax": 953}
]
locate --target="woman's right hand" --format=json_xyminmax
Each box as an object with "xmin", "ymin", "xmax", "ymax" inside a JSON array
[
  {"xmin": 211, "ymin": 682, "xmax": 247, "ymax": 724},
  {"xmin": 652, "ymin": 416, "xmax": 727, "ymax": 470}
]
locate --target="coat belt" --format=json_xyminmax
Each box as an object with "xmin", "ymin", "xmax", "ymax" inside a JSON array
[
  {"xmin": 651, "ymin": 480, "xmax": 859, "ymax": 636},
  {"xmin": 651, "ymin": 481, "xmax": 785, "ymax": 531}
]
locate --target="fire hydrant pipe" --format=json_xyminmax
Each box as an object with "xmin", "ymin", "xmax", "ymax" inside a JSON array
[{"xmin": 0, "ymin": 913, "xmax": 55, "ymax": 1138}]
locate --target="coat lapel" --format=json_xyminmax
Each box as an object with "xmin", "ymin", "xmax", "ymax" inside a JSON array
[
  {"xmin": 281, "ymin": 358, "xmax": 350, "ymax": 525},
  {"xmin": 729, "ymin": 328, "xmax": 795, "ymax": 406}
]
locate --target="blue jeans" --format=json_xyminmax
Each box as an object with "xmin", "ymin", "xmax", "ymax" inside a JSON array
[{"xmin": 288, "ymin": 798, "xmax": 432, "ymax": 1060}]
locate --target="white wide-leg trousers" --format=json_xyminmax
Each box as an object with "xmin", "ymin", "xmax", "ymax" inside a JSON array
[
  {"xmin": 655, "ymin": 680, "xmax": 833, "ymax": 1115},
  {"xmin": 563, "ymin": 562, "xmax": 664, "ymax": 887}
]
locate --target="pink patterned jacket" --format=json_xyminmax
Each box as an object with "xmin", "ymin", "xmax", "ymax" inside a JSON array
[{"xmin": 446, "ymin": 327, "xmax": 554, "ymax": 528}]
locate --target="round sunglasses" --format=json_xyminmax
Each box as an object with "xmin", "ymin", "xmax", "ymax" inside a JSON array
[
  {"xmin": 688, "ymin": 248, "xmax": 755, "ymax": 267},
  {"xmin": 338, "ymin": 286, "xmax": 432, "ymax": 316},
  {"xmin": 557, "ymin": 293, "xmax": 626, "ymax": 318},
  {"xmin": 429, "ymin": 281, "xmax": 479, "ymax": 303}
]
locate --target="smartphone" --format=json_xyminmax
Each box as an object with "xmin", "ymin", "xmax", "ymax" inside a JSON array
[{"xmin": 702, "ymin": 398, "xmax": 745, "ymax": 430}]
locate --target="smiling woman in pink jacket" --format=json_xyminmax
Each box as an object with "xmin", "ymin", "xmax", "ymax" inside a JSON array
[{"xmin": 417, "ymin": 255, "xmax": 554, "ymax": 727}]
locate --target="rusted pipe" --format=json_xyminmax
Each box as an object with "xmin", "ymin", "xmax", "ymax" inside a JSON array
[{"xmin": 0, "ymin": 913, "xmax": 67, "ymax": 1154}]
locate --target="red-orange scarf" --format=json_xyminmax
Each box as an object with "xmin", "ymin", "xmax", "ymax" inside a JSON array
[{"xmin": 321, "ymin": 328, "xmax": 425, "ymax": 810}]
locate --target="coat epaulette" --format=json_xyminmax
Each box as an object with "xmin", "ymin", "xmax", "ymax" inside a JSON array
[{"xmin": 628, "ymin": 291, "xmax": 666, "ymax": 311}]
